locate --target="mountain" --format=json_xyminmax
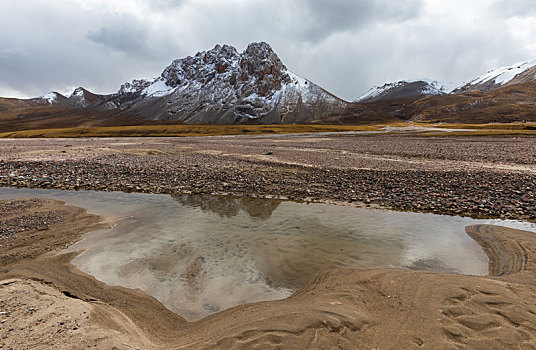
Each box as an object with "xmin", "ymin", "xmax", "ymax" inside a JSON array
[
  {"xmin": 110, "ymin": 42, "xmax": 347, "ymax": 123},
  {"xmin": 401, "ymin": 81, "xmax": 536, "ymax": 123},
  {"xmin": 2, "ymin": 42, "xmax": 379, "ymax": 131},
  {"xmin": 26, "ymin": 42, "xmax": 347, "ymax": 124},
  {"xmin": 349, "ymin": 58, "xmax": 536, "ymax": 123},
  {"xmin": 356, "ymin": 79, "xmax": 458, "ymax": 103}
]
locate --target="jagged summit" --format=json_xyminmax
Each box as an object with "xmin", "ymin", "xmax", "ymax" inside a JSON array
[
  {"xmin": 70, "ymin": 87, "xmax": 86, "ymax": 98},
  {"xmin": 120, "ymin": 42, "xmax": 290, "ymax": 99},
  {"xmin": 113, "ymin": 42, "xmax": 346, "ymax": 123}
]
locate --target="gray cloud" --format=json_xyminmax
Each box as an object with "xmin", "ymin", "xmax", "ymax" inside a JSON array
[
  {"xmin": 0, "ymin": 0, "xmax": 535, "ymax": 100},
  {"xmin": 303, "ymin": 0, "xmax": 423, "ymax": 41},
  {"xmin": 491, "ymin": 0, "xmax": 536, "ymax": 18},
  {"xmin": 87, "ymin": 24, "xmax": 148, "ymax": 56}
]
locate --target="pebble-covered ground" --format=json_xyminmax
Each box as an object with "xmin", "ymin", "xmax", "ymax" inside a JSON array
[
  {"xmin": 0, "ymin": 199, "xmax": 66, "ymax": 237},
  {"xmin": 0, "ymin": 134, "xmax": 534, "ymax": 222}
]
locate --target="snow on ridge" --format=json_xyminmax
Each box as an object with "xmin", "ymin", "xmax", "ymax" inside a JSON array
[
  {"xmin": 419, "ymin": 79, "xmax": 459, "ymax": 93},
  {"xmin": 357, "ymin": 57, "xmax": 536, "ymax": 101},
  {"xmin": 287, "ymin": 71, "xmax": 310, "ymax": 89},
  {"xmin": 465, "ymin": 59, "xmax": 536, "ymax": 87},
  {"xmin": 356, "ymin": 79, "xmax": 459, "ymax": 102},
  {"xmin": 356, "ymin": 81, "xmax": 405, "ymax": 101}
]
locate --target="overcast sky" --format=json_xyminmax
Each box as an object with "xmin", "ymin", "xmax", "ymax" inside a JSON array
[{"xmin": 1, "ymin": 0, "xmax": 535, "ymax": 100}]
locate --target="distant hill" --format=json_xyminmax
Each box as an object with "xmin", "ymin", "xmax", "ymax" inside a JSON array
[{"xmin": 354, "ymin": 58, "xmax": 536, "ymax": 123}]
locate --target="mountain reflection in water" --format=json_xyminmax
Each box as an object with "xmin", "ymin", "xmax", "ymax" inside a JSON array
[{"xmin": 172, "ymin": 194, "xmax": 282, "ymax": 220}]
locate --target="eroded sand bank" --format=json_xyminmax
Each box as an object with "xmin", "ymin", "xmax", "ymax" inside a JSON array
[{"xmin": 1, "ymin": 199, "xmax": 536, "ymax": 349}]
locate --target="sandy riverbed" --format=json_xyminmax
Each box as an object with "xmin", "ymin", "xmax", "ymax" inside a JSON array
[{"xmin": 1, "ymin": 199, "xmax": 536, "ymax": 349}]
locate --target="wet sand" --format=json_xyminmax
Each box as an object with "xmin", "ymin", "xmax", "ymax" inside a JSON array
[{"xmin": 1, "ymin": 199, "xmax": 536, "ymax": 349}]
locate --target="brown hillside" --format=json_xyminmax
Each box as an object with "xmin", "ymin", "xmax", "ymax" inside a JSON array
[
  {"xmin": 0, "ymin": 99, "xmax": 182, "ymax": 133},
  {"xmin": 404, "ymin": 81, "xmax": 536, "ymax": 123}
]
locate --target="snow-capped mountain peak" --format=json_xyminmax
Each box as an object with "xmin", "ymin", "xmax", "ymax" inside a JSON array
[
  {"xmin": 71, "ymin": 87, "xmax": 90, "ymax": 98},
  {"xmin": 115, "ymin": 42, "xmax": 346, "ymax": 123}
]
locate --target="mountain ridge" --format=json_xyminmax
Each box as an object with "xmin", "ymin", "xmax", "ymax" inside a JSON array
[
  {"xmin": 2, "ymin": 43, "xmax": 536, "ymax": 129},
  {"xmin": 31, "ymin": 42, "xmax": 348, "ymax": 124},
  {"xmin": 356, "ymin": 58, "xmax": 536, "ymax": 103}
]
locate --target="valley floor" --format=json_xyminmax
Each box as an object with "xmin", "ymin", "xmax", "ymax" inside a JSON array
[{"xmin": 0, "ymin": 133, "xmax": 534, "ymax": 222}]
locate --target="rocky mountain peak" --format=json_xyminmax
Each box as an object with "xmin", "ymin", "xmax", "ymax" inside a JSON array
[
  {"xmin": 156, "ymin": 42, "xmax": 290, "ymax": 97},
  {"xmin": 97, "ymin": 42, "xmax": 346, "ymax": 123},
  {"xmin": 160, "ymin": 44, "xmax": 240, "ymax": 88},
  {"xmin": 244, "ymin": 42, "xmax": 278, "ymax": 62},
  {"xmin": 239, "ymin": 42, "xmax": 289, "ymax": 96}
]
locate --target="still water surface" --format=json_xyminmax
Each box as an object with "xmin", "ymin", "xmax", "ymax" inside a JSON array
[{"xmin": 1, "ymin": 187, "xmax": 534, "ymax": 321}]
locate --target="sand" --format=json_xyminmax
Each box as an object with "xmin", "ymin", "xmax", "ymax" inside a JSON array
[{"xmin": 1, "ymin": 199, "xmax": 536, "ymax": 349}]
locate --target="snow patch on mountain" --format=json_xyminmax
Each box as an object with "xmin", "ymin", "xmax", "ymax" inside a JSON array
[
  {"xmin": 71, "ymin": 87, "xmax": 85, "ymax": 98},
  {"xmin": 141, "ymin": 78, "xmax": 176, "ymax": 97},
  {"xmin": 423, "ymin": 79, "xmax": 459, "ymax": 94},
  {"xmin": 40, "ymin": 92, "xmax": 59, "ymax": 104},
  {"xmin": 68, "ymin": 87, "xmax": 89, "ymax": 107}
]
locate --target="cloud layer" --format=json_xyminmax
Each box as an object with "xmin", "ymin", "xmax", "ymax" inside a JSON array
[{"xmin": 1, "ymin": 0, "xmax": 535, "ymax": 100}]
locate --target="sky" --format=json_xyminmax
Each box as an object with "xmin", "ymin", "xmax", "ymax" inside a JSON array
[{"xmin": 1, "ymin": 0, "xmax": 536, "ymax": 101}]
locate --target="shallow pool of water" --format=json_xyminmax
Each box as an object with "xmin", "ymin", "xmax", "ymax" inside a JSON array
[{"xmin": 1, "ymin": 187, "xmax": 534, "ymax": 321}]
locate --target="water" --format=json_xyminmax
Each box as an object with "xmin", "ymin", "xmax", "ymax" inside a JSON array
[{"xmin": 1, "ymin": 187, "xmax": 534, "ymax": 321}]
